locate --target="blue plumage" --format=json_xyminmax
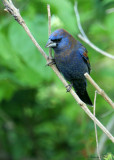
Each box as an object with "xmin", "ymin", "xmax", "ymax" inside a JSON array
[{"xmin": 46, "ymin": 29, "xmax": 92, "ymax": 106}]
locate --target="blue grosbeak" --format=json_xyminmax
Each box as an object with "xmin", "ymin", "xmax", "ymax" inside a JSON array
[{"xmin": 46, "ymin": 29, "xmax": 92, "ymax": 106}]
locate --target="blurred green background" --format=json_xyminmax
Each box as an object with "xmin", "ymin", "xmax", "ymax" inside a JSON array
[{"xmin": 0, "ymin": 0, "xmax": 114, "ymax": 159}]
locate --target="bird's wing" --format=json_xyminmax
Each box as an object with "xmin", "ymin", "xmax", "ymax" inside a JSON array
[{"xmin": 78, "ymin": 47, "xmax": 91, "ymax": 73}]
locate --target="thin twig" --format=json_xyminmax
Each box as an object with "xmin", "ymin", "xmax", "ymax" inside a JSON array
[
  {"xmin": 74, "ymin": 1, "xmax": 114, "ymax": 60},
  {"xmin": 47, "ymin": 4, "xmax": 52, "ymax": 58},
  {"xmin": 101, "ymin": 110, "xmax": 114, "ymax": 118},
  {"xmin": 74, "ymin": 2, "xmax": 88, "ymax": 40},
  {"xmin": 84, "ymin": 73, "xmax": 114, "ymax": 109},
  {"xmin": 47, "ymin": 4, "xmax": 51, "ymax": 37},
  {"xmin": 97, "ymin": 116, "xmax": 114, "ymax": 154},
  {"xmin": 2, "ymin": 0, "xmax": 114, "ymax": 143},
  {"xmin": 93, "ymin": 91, "xmax": 101, "ymax": 160},
  {"xmin": 106, "ymin": 8, "xmax": 114, "ymax": 14},
  {"xmin": 78, "ymin": 34, "xmax": 114, "ymax": 60}
]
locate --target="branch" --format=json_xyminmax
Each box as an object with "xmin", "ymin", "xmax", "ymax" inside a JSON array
[
  {"xmin": 106, "ymin": 8, "xmax": 114, "ymax": 14},
  {"xmin": 93, "ymin": 91, "xmax": 101, "ymax": 160},
  {"xmin": 74, "ymin": 2, "xmax": 114, "ymax": 60},
  {"xmin": 97, "ymin": 116, "xmax": 114, "ymax": 154},
  {"xmin": 3, "ymin": 0, "xmax": 48, "ymax": 60},
  {"xmin": 84, "ymin": 73, "xmax": 114, "ymax": 109},
  {"xmin": 2, "ymin": 0, "xmax": 114, "ymax": 143},
  {"xmin": 47, "ymin": 4, "xmax": 52, "ymax": 58}
]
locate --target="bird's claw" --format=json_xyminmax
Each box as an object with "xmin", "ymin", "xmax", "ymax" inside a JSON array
[
  {"xmin": 66, "ymin": 84, "xmax": 73, "ymax": 92},
  {"xmin": 46, "ymin": 57, "xmax": 56, "ymax": 66}
]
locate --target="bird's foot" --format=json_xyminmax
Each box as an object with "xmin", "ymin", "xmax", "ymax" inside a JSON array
[
  {"xmin": 46, "ymin": 56, "xmax": 56, "ymax": 66},
  {"xmin": 66, "ymin": 84, "xmax": 73, "ymax": 92}
]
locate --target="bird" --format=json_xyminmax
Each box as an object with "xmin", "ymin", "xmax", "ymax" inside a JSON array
[{"xmin": 45, "ymin": 29, "xmax": 92, "ymax": 106}]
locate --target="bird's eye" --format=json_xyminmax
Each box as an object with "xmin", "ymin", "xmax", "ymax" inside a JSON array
[{"xmin": 52, "ymin": 38, "xmax": 62, "ymax": 43}]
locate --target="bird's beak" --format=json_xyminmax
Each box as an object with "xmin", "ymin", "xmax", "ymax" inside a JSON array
[{"xmin": 45, "ymin": 39, "xmax": 57, "ymax": 48}]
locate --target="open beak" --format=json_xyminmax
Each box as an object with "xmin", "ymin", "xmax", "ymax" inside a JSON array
[{"xmin": 45, "ymin": 39, "xmax": 57, "ymax": 48}]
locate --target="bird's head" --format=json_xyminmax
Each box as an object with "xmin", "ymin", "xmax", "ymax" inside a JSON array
[{"xmin": 45, "ymin": 29, "xmax": 76, "ymax": 53}]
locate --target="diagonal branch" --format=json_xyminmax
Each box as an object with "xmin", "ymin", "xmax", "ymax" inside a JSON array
[
  {"xmin": 84, "ymin": 73, "xmax": 114, "ymax": 109},
  {"xmin": 2, "ymin": 0, "xmax": 114, "ymax": 143},
  {"xmin": 74, "ymin": 1, "xmax": 114, "ymax": 60}
]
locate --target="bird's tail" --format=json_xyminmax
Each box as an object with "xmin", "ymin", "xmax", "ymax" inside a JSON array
[
  {"xmin": 73, "ymin": 81, "xmax": 93, "ymax": 106},
  {"xmin": 77, "ymin": 90, "xmax": 93, "ymax": 106}
]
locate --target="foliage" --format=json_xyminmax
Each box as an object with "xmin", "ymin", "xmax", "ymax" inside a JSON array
[
  {"xmin": 104, "ymin": 153, "xmax": 114, "ymax": 160},
  {"xmin": 0, "ymin": 0, "xmax": 114, "ymax": 159}
]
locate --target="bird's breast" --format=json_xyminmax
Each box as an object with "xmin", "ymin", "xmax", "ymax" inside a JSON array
[
  {"xmin": 54, "ymin": 51, "xmax": 73, "ymax": 67},
  {"xmin": 54, "ymin": 50, "xmax": 88, "ymax": 81}
]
